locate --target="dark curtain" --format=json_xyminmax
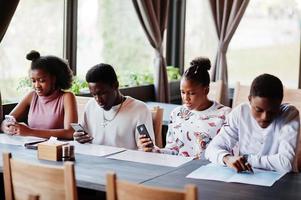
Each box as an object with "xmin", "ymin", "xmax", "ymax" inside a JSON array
[
  {"xmin": 209, "ymin": 0, "xmax": 249, "ymax": 105},
  {"xmin": 0, "ymin": 0, "xmax": 20, "ymax": 42},
  {"xmin": 132, "ymin": 0, "xmax": 170, "ymax": 102},
  {"xmin": 0, "ymin": 92, "xmax": 2, "ymax": 123},
  {"xmin": 0, "ymin": 0, "xmax": 20, "ymax": 122}
]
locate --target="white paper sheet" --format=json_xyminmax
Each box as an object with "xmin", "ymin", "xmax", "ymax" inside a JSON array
[
  {"xmin": 69, "ymin": 141, "xmax": 125, "ymax": 157},
  {"xmin": 186, "ymin": 163, "xmax": 286, "ymax": 187},
  {"xmin": 107, "ymin": 150, "xmax": 193, "ymax": 167},
  {"xmin": 0, "ymin": 134, "xmax": 46, "ymax": 146}
]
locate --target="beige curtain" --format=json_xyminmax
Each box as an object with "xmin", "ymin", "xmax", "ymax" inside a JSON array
[
  {"xmin": 0, "ymin": 0, "xmax": 19, "ymax": 42},
  {"xmin": 209, "ymin": 0, "xmax": 249, "ymax": 105},
  {"xmin": 132, "ymin": 0, "xmax": 170, "ymax": 102}
]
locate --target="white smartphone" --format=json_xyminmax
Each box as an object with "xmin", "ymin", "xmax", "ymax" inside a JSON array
[
  {"xmin": 5, "ymin": 115, "xmax": 16, "ymax": 123},
  {"xmin": 70, "ymin": 123, "xmax": 86, "ymax": 132}
]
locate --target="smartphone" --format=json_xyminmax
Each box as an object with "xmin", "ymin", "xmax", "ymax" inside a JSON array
[
  {"xmin": 5, "ymin": 115, "xmax": 16, "ymax": 123},
  {"xmin": 137, "ymin": 124, "xmax": 154, "ymax": 147},
  {"xmin": 24, "ymin": 139, "xmax": 47, "ymax": 150},
  {"xmin": 70, "ymin": 123, "xmax": 85, "ymax": 133}
]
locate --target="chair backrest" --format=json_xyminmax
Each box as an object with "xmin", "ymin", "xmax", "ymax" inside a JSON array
[
  {"xmin": 232, "ymin": 82, "xmax": 301, "ymax": 172},
  {"xmin": 3, "ymin": 152, "xmax": 78, "ymax": 200},
  {"xmin": 150, "ymin": 106, "xmax": 164, "ymax": 148},
  {"xmin": 0, "ymin": 91, "xmax": 3, "ymax": 122},
  {"xmin": 282, "ymin": 88, "xmax": 301, "ymax": 172},
  {"xmin": 27, "ymin": 195, "xmax": 39, "ymax": 200},
  {"xmin": 232, "ymin": 82, "xmax": 250, "ymax": 107},
  {"xmin": 76, "ymin": 96, "xmax": 92, "ymax": 120},
  {"xmin": 208, "ymin": 80, "xmax": 223, "ymax": 103},
  {"xmin": 106, "ymin": 172, "xmax": 197, "ymax": 200}
]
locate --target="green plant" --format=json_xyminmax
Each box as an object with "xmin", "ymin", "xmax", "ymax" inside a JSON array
[
  {"xmin": 167, "ymin": 66, "xmax": 181, "ymax": 81},
  {"xmin": 17, "ymin": 77, "xmax": 32, "ymax": 93},
  {"xmin": 70, "ymin": 77, "xmax": 88, "ymax": 95},
  {"xmin": 118, "ymin": 71, "xmax": 154, "ymax": 87},
  {"xmin": 16, "ymin": 76, "xmax": 89, "ymax": 95}
]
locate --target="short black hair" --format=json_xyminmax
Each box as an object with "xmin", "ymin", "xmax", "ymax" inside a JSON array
[
  {"xmin": 250, "ymin": 73, "xmax": 283, "ymax": 101},
  {"xmin": 183, "ymin": 57, "xmax": 211, "ymax": 86},
  {"xmin": 85, "ymin": 63, "xmax": 118, "ymax": 86},
  {"xmin": 26, "ymin": 50, "xmax": 73, "ymax": 90}
]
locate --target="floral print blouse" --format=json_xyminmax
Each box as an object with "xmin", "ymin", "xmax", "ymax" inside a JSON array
[{"xmin": 155, "ymin": 101, "xmax": 231, "ymax": 158}]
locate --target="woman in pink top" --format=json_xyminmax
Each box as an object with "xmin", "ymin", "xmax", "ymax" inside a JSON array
[{"xmin": 1, "ymin": 50, "xmax": 78, "ymax": 139}]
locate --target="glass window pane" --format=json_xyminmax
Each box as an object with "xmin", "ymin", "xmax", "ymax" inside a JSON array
[
  {"xmin": 0, "ymin": 0, "xmax": 64, "ymax": 103},
  {"xmin": 77, "ymin": 0, "xmax": 154, "ymax": 87},
  {"xmin": 185, "ymin": 0, "xmax": 218, "ymax": 71},
  {"xmin": 228, "ymin": 0, "xmax": 301, "ymax": 88}
]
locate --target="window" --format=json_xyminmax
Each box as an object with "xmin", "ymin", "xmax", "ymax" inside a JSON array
[
  {"xmin": 77, "ymin": 0, "xmax": 154, "ymax": 87},
  {"xmin": 0, "ymin": 0, "xmax": 64, "ymax": 103},
  {"xmin": 185, "ymin": 0, "xmax": 218, "ymax": 71},
  {"xmin": 228, "ymin": 0, "xmax": 301, "ymax": 88}
]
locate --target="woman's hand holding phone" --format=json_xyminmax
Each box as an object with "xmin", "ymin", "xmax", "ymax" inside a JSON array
[
  {"xmin": 138, "ymin": 135, "xmax": 154, "ymax": 152},
  {"xmin": 2, "ymin": 115, "xmax": 17, "ymax": 135},
  {"xmin": 137, "ymin": 124, "xmax": 154, "ymax": 152}
]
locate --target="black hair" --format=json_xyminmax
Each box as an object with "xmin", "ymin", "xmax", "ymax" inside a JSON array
[
  {"xmin": 85, "ymin": 63, "xmax": 118, "ymax": 86},
  {"xmin": 183, "ymin": 57, "xmax": 211, "ymax": 86},
  {"xmin": 26, "ymin": 50, "xmax": 73, "ymax": 90},
  {"xmin": 250, "ymin": 73, "xmax": 283, "ymax": 101}
]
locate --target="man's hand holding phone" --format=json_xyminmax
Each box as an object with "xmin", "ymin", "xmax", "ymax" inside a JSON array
[{"xmin": 71, "ymin": 123, "xmax": 93, "ymax": 144}]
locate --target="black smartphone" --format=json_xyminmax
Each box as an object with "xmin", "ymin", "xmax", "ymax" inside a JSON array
[
  {"xmin": 137, "ymin": 124, "xmax": 154, "ymax": 147},
  {"xmin": 24, "ymin": 140, "xmax": 47, "ymax": 150},
  {"xmin": 70, "ymin": 123, "xmax": 85, "ymax": 133}
]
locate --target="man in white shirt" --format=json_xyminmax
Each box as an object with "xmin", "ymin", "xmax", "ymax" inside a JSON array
[
  {"xmin": 73, "ymin": 63, "xmax": 155, "ymax": 149},
  {"xmin": 205, "ymin": 74, "xmax": 300, "ymax": 172}
]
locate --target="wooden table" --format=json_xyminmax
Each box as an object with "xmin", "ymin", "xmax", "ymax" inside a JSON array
[
  {"xmin": 1, "ymin": 138, "xmax": 301, "ymax": 200},
  {"xmin": 0, "ymin": 143, "xmax": 176, "ymax": 192},
  {"xmin": 143, "ymin": 159, "xmax": 301, "ymax": 200}
]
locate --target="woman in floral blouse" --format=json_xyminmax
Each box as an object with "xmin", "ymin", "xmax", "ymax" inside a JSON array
[{"xmin": 139, "ymin": 57, "xmax": 231, "ymax": 158}]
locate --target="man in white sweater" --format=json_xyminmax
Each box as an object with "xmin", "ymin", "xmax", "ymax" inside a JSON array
[
  {"xmin": 205, "ymin": 74, "xmax": 300, "ymax": 173},
  {"xmin": 73, "ymin": 63, "xmax": 155, "ymax": 149}
]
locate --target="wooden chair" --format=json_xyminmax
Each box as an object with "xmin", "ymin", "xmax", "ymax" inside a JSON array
[
  {"xmin": 75, "ymin": 96, "xmax": 92, "ymax": 120},
  {"xmin": 28, "ymin": 195, "xmax": 39, "ymax": 200},
  {"xmin": 3, "ymin": 152, "xmax": 78, "ymax": 200},
  {"xmin": 150, "ymin": 106, "xmax": 164, "ymax": 148},
  {"xmin": 0, "ymin": 91, "xmax": 2, "ymax": 122},
  {"xmin": 208, "ymin": 80, "xmax": 223, "ymax": 103},
  {"xmin": 232, "ymin": 82, "xmax": 250, "ymax": 107},
  {"xmin": 106, "ymin": 172, "xmax": 197, "ymax": 200},
  {"xmin": 232, "ymin": 82, "xmax": 301, "ymax": 172},
  {"xmin": 282, "ymin": 88, "xmax": 301, "ymax": 172}
]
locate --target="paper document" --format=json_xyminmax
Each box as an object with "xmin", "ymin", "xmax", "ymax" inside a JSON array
[
  {"xmin": 0, "ymin": 134, "xmax": 45, "ymax": 146},
  {"xmin": 107, "ymin": 150, "xmax": 193, "ymax": 167},
  {"xmin": 186, "ymin": 163, "xmax": 286, "ymax": 187},
  {"xmin": 70, "ymin": 141, "xmax": 125, "ymax": 157}
]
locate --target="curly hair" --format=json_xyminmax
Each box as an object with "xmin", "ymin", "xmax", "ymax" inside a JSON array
[
  {"xmin": 183, "ymin": 57, "xmax": 211, "ymax": 86},
  {"xmin": 26, "ymin": 50, "xmax": 73, "ymax": 90}
]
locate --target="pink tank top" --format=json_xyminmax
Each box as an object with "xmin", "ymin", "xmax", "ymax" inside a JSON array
[{"xmin": 28, "ymin": 90, "xmax": 65, "ymax": 129}]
